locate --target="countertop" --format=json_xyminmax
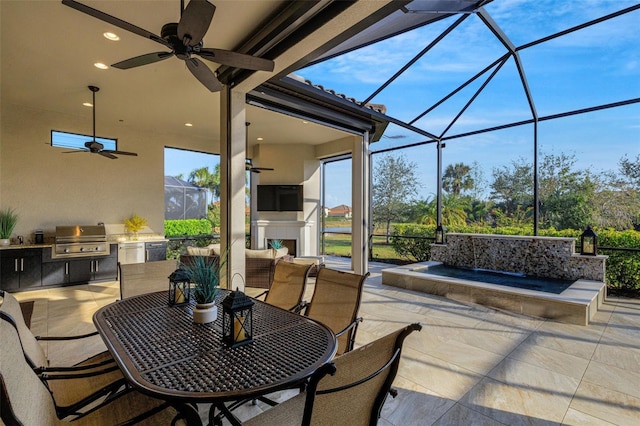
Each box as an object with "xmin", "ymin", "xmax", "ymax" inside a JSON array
[{"xmin": 0, "ymin": 243, "xmax": 53, "ymax": 250}]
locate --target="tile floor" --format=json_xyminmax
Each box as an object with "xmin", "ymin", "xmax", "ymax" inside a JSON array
[{"xmin": 11, "ymin": 257, "xmax": 640, "ymax": 425}]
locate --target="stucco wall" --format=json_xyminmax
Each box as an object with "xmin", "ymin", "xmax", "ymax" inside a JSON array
[{"xmin": 0, "ymin": 103, "xmax": 217, "ymax": 242}]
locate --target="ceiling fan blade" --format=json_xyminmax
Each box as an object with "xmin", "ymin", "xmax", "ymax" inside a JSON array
[
  {"xmin": 198, "ymin": 48, "xmax": 275, "ymax": 72},
  {"xmin": 112, "ymin": 52, "xmax": 173, "ymax": 70},
  {"xmin": 62, "ymin": 150, "xmax": 89, "ymax": 154},
  {"xmin": 99, "ymin": 152, "xmax": 118, "ymax": 159},
  {"xmin": 107, "ymin": 150, "xmax": 138, "ymax": 156},
  {"xmin": 178, "ymin": 0, "xmax": 216, "ymax": 47},
  {"xmin": 61, "ymin": 0, "xmax": 170, "ymax": 48},
  {"xmin": 254, "ymin": 167, "xmax": 274, "ymax": 171},
  {"xmin": 185, "ymin": 58, "xmax": 222, "ymax": 92}
]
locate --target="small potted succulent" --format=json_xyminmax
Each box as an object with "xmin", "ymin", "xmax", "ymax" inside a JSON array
[
  {"xmin": 181, "ymin": 254, "xmax": 226, "ymax": 324},
  {"xmin": 0, "ymin": 207, "xmax": 18, "ymax": 246}
]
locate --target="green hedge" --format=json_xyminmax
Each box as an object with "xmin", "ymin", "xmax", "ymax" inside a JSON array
[
  {"xmin": 391, "ymin": 223, "xmax": 640, "ymax": 294},
  {"xmin": 164, "ymin": 219, "xmax": 212, "ymax": 237}
]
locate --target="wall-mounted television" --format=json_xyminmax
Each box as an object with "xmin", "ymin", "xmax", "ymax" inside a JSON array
[{"xmin": 257, "ymin": 185, "xmax": 303, "ymax": 212}]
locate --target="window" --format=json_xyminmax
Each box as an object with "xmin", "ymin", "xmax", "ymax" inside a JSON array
[{"xmin": 51, "ymin": 130, "xmax": 116, "ymax": 151}]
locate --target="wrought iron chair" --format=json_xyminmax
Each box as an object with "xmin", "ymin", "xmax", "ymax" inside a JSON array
[
  {"xmin": 0, "ymin": 315, "xmax": 202, "ymax": 425},
  {"xmin": 0, "ymin": 291, "xmax": 126, "ymax": 419},
  {"xmin": 244, "ymin": 323, "xmax": 422, "ymax": 426},
  {"xmin": 302, "ymin": 268, "xmax": 369, "ymax": 355},
  {"xmin": 255, "ymin": 260, "xmax": 313, "ymax": 311}
]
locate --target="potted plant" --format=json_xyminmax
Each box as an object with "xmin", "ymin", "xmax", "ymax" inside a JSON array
[
  {"xmin": 269, "ymin": 239, "xmax": 284, "ymax": 258},
  {"xmin": 124, "ymin": 214, "xmax": 147, "ymax": 240},
  {"xmin": 0, "ymin": 207, "xmax": 18, "ymax": 246},
  {"xmin": 181, "ymin": 254, "xmax": 225, "ymax": 324}
]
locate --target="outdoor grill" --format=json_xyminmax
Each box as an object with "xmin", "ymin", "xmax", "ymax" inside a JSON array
[{"xmin": 53, "ymin": 225, "xmax": 110, "ymax": 259}]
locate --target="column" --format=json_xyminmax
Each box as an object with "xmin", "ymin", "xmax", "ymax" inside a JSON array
[{"xmin": 351, "ymin": 132, "xmax": 370, "ymax": 276}]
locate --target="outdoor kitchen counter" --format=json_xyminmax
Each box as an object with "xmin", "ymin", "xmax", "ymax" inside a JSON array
[{"xmin": 0, "ymin": 244, "xmax": 52, "ymax": 250}]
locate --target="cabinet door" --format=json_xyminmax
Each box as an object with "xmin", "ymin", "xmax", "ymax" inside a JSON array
[
  {"xmin": 42, "ymin": 261, "xmax": 69, "ymax": 286},
  {"xmin": 69, "ymin": 259, "xmax": 93, "ymax": 283},
  {"xmin": 19, "ymin": 254, "xmax": 42, "ymax": 289},
  {"xmin": 93, "ymin": 254, "xmax": 117, "ymax": 282},
  {"xmin": 0, "ymin": 255, "xmax": 20, "ymax": 290}
]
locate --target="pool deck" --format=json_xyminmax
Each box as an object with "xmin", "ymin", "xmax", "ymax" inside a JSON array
[
  {"xmin": 10, "ymin": 256, "xmax": 640, "ymax": 425},
  {"xmin": 382, "ymin": 261, "xmax": 606, "ymax": 325}
]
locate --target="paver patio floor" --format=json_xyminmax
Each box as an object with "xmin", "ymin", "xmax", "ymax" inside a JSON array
[{"xmin": 13, "ymin": 257, "xmax": 640, "ymax": 425}]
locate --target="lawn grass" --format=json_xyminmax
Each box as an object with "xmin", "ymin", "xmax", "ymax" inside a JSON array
[{"xmin": 321, "ymin": 232, "xmax": 411, "ymax": 264}]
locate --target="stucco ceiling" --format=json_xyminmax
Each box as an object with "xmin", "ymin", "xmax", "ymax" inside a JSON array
[{"xmin": 0, "ymin": 0, "xmax": 354, "ymax": 151}]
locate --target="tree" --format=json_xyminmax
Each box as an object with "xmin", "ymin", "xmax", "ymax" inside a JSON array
[
  {"xmin": 489, "ymin": 157, "xmax": 533, "ymax": 216},
  {"xmin": 442, "ymin": 162, "xmax": 474, "ymax": 196},
  {"xmin": 417, "ymin": 195, "xmax": 468, "ymax": 227},
  {"xmin": 372, "ymin": 154, "xmax": 419, "ymax": 243},
  {"xmin": 188, "ymin": 165, "xmax": 220, "ymax": 201},
  {"xmin": 620, "ymin": 154, "xmax": 640, "ymax": 189},
  {"xmin": 538, "ymin": 153, "xmax": 595, "ymax": 230}
]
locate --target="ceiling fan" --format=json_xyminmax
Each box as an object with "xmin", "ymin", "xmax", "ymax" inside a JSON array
[
  {"xmin": 245, "ymin": 122, "xmax": 273, "ymax": 173},
  {"xmin": 64, "ymin": 86, "xmax": 138, "ymax": 159},
  {"xmin": 61, "ymin": 0, "xmax": 275, "ymax": 92}
]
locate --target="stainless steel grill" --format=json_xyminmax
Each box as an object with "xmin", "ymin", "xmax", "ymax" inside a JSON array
[{"xmin": 53, "ymin": 225, "xmax": 110, "ymax": 258}]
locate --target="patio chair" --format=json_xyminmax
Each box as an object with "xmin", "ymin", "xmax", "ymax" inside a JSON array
[
  {"xmin": 244, "ymin": 323, "xmax": 422, "ymax": 426},
  {"xmin": 255, "ymin": 260, "xmax": 313, "ymax": 311},
  {"xmin": 0, "ymin": 291, "xmax": 127, "ymax": 420},
  {"xmin": 0, "ymin": 316, "xmax": 202, "ymax": 426},
  {"xmin": 303, "ymin": 268, "xmax": 369, "ymax": 355}
]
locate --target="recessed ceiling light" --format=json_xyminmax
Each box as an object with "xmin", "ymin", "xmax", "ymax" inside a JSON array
[
  {"xmin": 94, "ymin": 62, "xmax": 109, "ymax": 70},
  {"xmin": 302, "ymin": 120, "xmax": 309, "ymax": 124},
  {"xmin": 103, "ymin": 32, "xmax": 120, "ymax": 41},
  {"xmin": 83, "ymin": 102, "xmax": 93, "ymax": 107},
  {"xmin": 257, "ymin": 137, "xmax": 264, "ymax": 141},
  {"xmin": 185, "ymin": 123, "xmax": 193, "ymax": 127}
]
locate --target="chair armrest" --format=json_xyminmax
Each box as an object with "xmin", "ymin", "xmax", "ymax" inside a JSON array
[
  {"xmin": 335, "ymin": 317, "xmax": 363, "ymax": 353},
  {"xmin": 36, "ymin": 330, "xmax": 99, "ymax": 341},
  {"xmin": 255, "ymin": 290, "xmax": 269, "ymax": 300},
  {"xmin": 296, "ymin": 300, "xmax": 309, "ymax": 315},
  {"xmin": 35, "ymin": 358, "xmax": 115, "ymax": 374},
  {"xmin": 335, "ymin": 317, "xmax": 363, "ymax": 339},
  {"xmin": 39, "ymin": 364, "xmax": 121, "ymax": 380}
]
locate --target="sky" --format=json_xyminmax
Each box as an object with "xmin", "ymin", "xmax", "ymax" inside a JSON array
[{"xmin": 165, "ymin": 1, "xmax": 639, "ymax": 208}]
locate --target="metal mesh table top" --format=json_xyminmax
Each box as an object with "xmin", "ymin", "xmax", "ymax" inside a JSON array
[{"xmin": 94, "ymin": 291, "xmax": 336, "ymax": 402}]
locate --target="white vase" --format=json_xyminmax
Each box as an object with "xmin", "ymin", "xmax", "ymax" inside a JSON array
[
  {"xmin": 0, "ymin": 238, "xmax": 10, "ymax": 246},
  {"xmin": 193, "ymin": 302, "xmax": 217, "ymax": 324}
]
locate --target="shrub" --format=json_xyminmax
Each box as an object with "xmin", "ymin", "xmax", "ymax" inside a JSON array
[
  {"xmin": 391, "ymin": 224, "xmax": 435, "ymax": 262},
  {"xmin": 164, "ymin": 219, "xmax": 212, "ymax": 237}
]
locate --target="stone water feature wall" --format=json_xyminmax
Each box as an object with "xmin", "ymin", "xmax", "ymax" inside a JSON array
[{"xmin": 430, "ymin": 233, "xmax": 606, "ymax": 282}]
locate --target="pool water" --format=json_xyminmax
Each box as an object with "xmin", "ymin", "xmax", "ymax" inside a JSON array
[{"xmin": 420, "ymin": 264, "xmax": 575, "ymax": 294}]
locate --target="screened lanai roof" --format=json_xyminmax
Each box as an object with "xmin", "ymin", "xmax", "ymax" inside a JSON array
[{"xmin": 293, "ymin": 0, "xmax": 639, "ymax": 161}]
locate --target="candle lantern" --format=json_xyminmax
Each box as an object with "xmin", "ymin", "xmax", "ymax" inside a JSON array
[
  {"xmin": 168, "ymin": 268, "xmax": 191, "ymax": 306},
  {"xmin": 222, "ymin": 288, "xmax": 254, "ymax": 348},
  {"xmin": 435, "ymin": 225, "xmax": 447, "ymax": 245},
  {"xmin": 580, "ymin": 226, "xmax": 598, "ymax": 256}
]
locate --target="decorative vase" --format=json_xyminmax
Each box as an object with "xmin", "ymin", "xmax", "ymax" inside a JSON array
[
  {"xmin": 193, "ymin": 302, "xmax": 218, "ymax": 324},
  {"xmin": 131, "ymin": 231, "xmax": 139, "ymax": 241},
  {"xmin": 0, "ymin": 238, "xmax": 10, "ymax": 246}
]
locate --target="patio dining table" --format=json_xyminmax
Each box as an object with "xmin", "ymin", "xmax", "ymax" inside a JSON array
[{"xmin": 93, "ymin": 290, "xmax": 337, "ymax": 425}]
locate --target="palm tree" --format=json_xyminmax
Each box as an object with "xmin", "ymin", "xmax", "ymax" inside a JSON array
[
  {"xmin": 442, "ymin": 163, "xmax": 474, "ymax": 196},
  {"xmin": 188, "ymin": 165, "xmax": 220, "ymax": 201}
]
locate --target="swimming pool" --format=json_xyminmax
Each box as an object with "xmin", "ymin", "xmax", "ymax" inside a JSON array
[
  {"xmin": 381, "ymin": 261, "xmax": 606, "ymax": 325},
  {"xmin": 420, "ymin": 264, "xmax": 575, "ymax": 294}
]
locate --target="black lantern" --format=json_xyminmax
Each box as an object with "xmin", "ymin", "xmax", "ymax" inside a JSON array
[
  {"xmin": 222, "ymin": 288, "xmax": 254, "ymax": 348},
  {"xmin": 435, "ymin": 225, "xmax": 447, "ymax": 245},
  {"xmin": 168, "ymin": 268, "xmax": 192, "ymax": 306},
  {"xmin": 580, "ymin": 226, "xmax": 598, "ymax": 256}
]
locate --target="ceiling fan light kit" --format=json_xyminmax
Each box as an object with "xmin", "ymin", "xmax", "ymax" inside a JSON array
[{"xmin": 62, "ymin": 0, "xmax": 275, "ymax": 92}]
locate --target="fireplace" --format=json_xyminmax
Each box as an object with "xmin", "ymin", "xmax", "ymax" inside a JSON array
[{"xmin": 267, "ymin": 239, "xmax": 297, "ymax": 257}]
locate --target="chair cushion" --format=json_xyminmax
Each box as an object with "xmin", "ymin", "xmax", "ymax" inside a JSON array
[
  {"xmin": 186, "ymin": 246, "xmax": 212, "ymax": 256},
  {"xmin": 246, "ymin": 249, "xmax": 274, "ymax": 259}
]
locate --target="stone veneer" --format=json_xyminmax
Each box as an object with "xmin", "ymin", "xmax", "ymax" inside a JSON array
[{"xmin": 430, "ymin": 233, "xmax": 606, "ymax": 282}]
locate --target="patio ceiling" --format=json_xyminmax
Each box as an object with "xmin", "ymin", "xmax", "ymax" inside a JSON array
[{"xmin": 0, "ymin": 0, "xmax": 494, "ymax": 151}]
